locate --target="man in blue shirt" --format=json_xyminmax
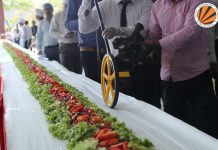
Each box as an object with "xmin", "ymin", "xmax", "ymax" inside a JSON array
[{"xmin": 65, "ymin": 0, "xmax": 104, "ymax": 82}]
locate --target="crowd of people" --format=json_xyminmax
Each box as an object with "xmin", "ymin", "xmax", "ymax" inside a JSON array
[{"xmin": 10, "ymin": 0, "xmax": 218, "ymax": 139}]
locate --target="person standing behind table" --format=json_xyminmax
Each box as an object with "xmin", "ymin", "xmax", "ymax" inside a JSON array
[
  {"xmin": 145, "ymin": 0, "xmax": 218, "ymax": 138},
  {"xmin": 18, "ymin": 18, "xmax": 29, "ymax": 49},
  {"xmin": 78, "ymin": 0, "xmax": 161, "ymax": 108},
  {"xmin": 31, "ymin": 20, "xmax": 37, "ymax": 37},
  {"xmin": 30, "ymin": 20, "xmax": 37, "ymax": 50},
  {"xmin": 36, "ymin": 3, "xmax": 59, "ymax": 61},
  {"xmin": 32, "ymin": 9, "xmax": 43, "ymax": 51},
  {"xmin": 25, "ymin": 21, "xmax": 32, "ymax": 49},
  {"xmin": 50, "ymin": 0, "xmax": 82, "ymax": 74},
  {"xmin": 35, "ymin": 9, "xmax": 44, "ymax": 22},
  {"xmin": 11, "ymin": 24, "xmax": 20, "ymax": 44},
  {"xmin": 65, "ymin": 0, "xmax": 105, "ymax": 82}
]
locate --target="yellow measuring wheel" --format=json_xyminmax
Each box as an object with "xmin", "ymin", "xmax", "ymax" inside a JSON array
[{"xmin": 101, "ymin": 54, "xmax": 119, "ymax": 108}]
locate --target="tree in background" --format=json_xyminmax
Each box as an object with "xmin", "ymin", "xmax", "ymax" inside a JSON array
[
  {"xmin": 3, "ymin": 0, "xmax": 61, "ymax": 31},
  {"xmin": 3, "ymin": 0, "xmax": 33, "ymax": 30},
  {"xmin": 3, "ymin": 0, "xmax": 33, "ymax": 12}
]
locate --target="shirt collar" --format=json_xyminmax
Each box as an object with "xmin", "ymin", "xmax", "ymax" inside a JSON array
[
  {"xmin": 166, "ymin": 0, "xmax": 182, "ymax": 7},
  {"xmin": 115, "ymin": 0, "xmax": 136, "ymax": 4}
]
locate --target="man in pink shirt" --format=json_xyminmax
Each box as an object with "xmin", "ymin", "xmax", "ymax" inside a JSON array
[{"xmin": 146, "ymin": 0, "xmax": 218, "ymax": 138}]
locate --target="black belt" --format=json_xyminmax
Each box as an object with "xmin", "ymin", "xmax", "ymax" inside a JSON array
[
  {"xmin": 60, "ymin": 43, "xmax": 78, "ymax": 46},
  {"xmin": 45, "ymin": 45, "xmax": 59, "ymax": 48},
  {"xmin": 161, "ymin": 70, "xmax": 211, "ymax": 88}
]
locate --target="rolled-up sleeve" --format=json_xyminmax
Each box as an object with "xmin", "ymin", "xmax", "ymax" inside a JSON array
[
  {"xmin": 50, "ymin": 13, "xmax": 65, "ymax": 40},
  {"xmin": 119, "ymin": 0, "xmax": 152, "ymax": 37},
  {"xmin": 78, "ymin": 0, "xmax": 101, "ymax": 34},
  {"xmin": 36, "ymin": 22, "xmax": 43, "ymax": 51},
  {"xmin": 159, "ymin": 0, "xmax": 204, "ymax": 50},
  {"xmin": 147, "ymin": 3, "xmax": 162, "ymax": 40},
  {"xmin": 138, "ymin": 0, "xmax": 152, "ymax": 36},
  {"xmin": 65, "ymin": 0, "xmax": 79, "ymax": 31}
]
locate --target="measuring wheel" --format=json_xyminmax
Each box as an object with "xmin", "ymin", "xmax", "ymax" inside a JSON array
[{"xmin": 101, "ymin": 54, "xmax": 119, "ymax": 108}]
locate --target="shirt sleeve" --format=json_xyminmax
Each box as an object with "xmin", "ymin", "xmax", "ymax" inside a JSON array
[
  {"xmin": 78, "ymin": 0, "xmax": 100, "ymax": 34},
  {"xmin": 159, "ymin": 0, "xmax": 204, "ymax": 50},
  {"xmin": 36, "ymin": 22, "xmax": 43, "ymax": 51},
  {"xmin": 65, "ymin": 0, "xmax": 79, "ymax": 31},
  {"xmin": 147, "ymin": 2, "xmax": 162, "ymax": 40},
  {"xmin": 20, "ymin": 27, "xmax": 24, "ymax": 39},
  {"xmin": 121, "ymin": 0, "xmax": 153, "ymax": 37},
  {"xmin": 141, "ymin": 0, "xmax": 153, "ymax": 35},
  {"xmin": 29, "ymin": 27, "xmax": 33, "ymax": 38},
  {"xmin": 50, "ymin": 13, "xmax": 65, "ymax": 40}
]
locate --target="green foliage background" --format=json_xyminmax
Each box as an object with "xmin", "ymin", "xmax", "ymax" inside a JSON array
[{"xmin": 3, "ymin": 0, "xmax": 62, "ymax": 31}]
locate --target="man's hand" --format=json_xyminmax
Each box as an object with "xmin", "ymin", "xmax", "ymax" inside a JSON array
[
  {"xmin": 64, "ymin": 32, "xmax": 74, "ymax": 38},
  {"xmin": 102, "ymin": 27, "xmax": 121, "ymax": 39},
  {"xmin": 145, "ymin": 39, "xmax": 161, "ymax": 49}
]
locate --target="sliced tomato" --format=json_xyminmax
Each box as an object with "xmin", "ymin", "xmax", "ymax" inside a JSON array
[
  {"xmin": 93, "ymin": 116, "xmax": 102, "ymax": 124},
  {"xmin": 77, "ymin": 114, "xmax": 90, "ymax": 122},
  {"xmin": 110, "ymin": 142, "xmax": 128, "ymax": 149},
  {"xmin": 99, "ymin": 138, "xmax": 119, "ymax": 147},
  {"xmin": 71, "ymin": 105, "xmax": 84, "ymax": 113},
  {"xmin": 100, "ymin": 122, "xmax": 112, "ymax": 129},
  {"xmin": 97, "ymin": 131, "xmax": 119, "ymax": 141}
]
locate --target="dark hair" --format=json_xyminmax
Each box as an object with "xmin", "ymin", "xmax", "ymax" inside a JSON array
[
  {"xmin": 43, "ymin": 3, "xmax": 54, "ymax": 11},
  {"xmin": 25, "ymin": 21, "xmax": 28, "ymax": 25}
]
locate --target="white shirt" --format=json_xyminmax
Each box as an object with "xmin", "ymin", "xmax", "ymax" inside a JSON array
[
  {"xmin": 50, "ymin": 10, "xmax": 78, "ymax": 44},
  {"xmin": 19, "ymin": 25, "xmax": 29, "ymax": 48},
  {"xmin": 25, "ymin": 25, "xmax": 32, "ymax": 40},
  {"xmin": 11, "ymin": 27, "xmax": 20, "ymax": 40},
  {"xmin": 78, "ymin": 0, "xmax": 152, "ymax": 37},
  {"xmin": 36, "ymin": 18, "xmax": 58, "ymax": 51},
  {"xmin": 19, "ymin": 25, "xmax": 28, "ymax": 41}
]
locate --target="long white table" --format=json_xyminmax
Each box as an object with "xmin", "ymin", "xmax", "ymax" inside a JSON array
[
  {"xmin": 0, "ymin": 41, "xmax": 67, "ymax": 150},
  {"xmin": 1, "ymin": 40, "xmax": 218, "ymax": 150}
]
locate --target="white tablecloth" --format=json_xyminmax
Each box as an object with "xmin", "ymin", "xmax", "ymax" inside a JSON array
[
  {"xmin": 0, "ymin": 41, "xmax": 67, "ymax": 150},
  {"xmin": 1, "ymin": 40, "xmax": 218, "ymax": 150}
]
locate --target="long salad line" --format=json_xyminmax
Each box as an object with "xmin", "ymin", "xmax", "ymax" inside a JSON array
[{"xmin": 3, "ymin": 42, "xmax": 154, "ymax": 150}]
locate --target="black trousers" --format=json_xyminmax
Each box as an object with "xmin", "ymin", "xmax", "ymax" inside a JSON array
[
  {"xmin": 24, "ymin": 40, "xmax": 28, "ymax": 49},
  {"xmin": 121, "ymin": 63, "xmax": 161, "ymax": 108},
  {"xmin": 59, "ymin": 43, "xmax": 82, "ymax": 74},
  {"xmin": 80, "ymin": 51, "xmax": 100, "ymax": 83},
  {"xmin": 44, "ymin": 45, "xmax": 60, "ymax": 61},
  {"xmin": 162, "ymin": 70, "xmax": 218, "ymax": 138},
  {"xmin": 14, "ymin": 38, "xmax": 19, "ymax": 44},
  {"xmin": 28, "ymin": 39, "xmax": 32, "ymax": 50}
]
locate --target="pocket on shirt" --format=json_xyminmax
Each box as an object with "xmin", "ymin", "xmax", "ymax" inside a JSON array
[{"xmin": 174, "ymin": 12, "xmax": 186, "ymax": 30}]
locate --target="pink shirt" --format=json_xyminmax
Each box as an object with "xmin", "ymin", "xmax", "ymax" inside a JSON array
[{"xmin": 148, "ymin": 0, "xmax": 209, "ymax": 82}]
